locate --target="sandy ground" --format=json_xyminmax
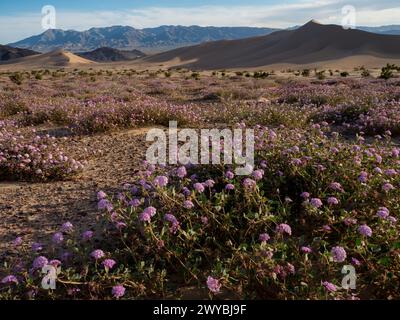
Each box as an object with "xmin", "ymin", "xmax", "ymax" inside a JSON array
[
  {"xmin": 0, "ymin": 49, "xmax": 95, "ymax": 70},
  {"xmin": 0, "ymin": 127, "xmax": 151, "ymax": 256}
]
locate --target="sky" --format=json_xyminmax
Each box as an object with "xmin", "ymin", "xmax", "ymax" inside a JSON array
[{"xmin": 1, "ymin": 0, "xmax": 399, "ymax": 43}]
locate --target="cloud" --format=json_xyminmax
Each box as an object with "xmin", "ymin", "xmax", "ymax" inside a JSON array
[{"xmin": 1, "ymin": 0, "xmax": 399, "ymax": 44}]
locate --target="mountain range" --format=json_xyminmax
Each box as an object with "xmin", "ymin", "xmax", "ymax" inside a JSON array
[
  {"xmin": 0, "ymin": 45, "xmax": 39, "ymax": 61},
  {"xmin": 2, "ymin": 21, "xmax": 400, "ymax": 70},
  {"xmin": 145, "ymin": 20, "xmax": 400, "ymax": 69},
  {"xmin": 358, "ymin": 25, "xmax": 400, "ymax": 35},
  {"xmin": 8, "ymin": 25, "xmax": 279, "ymax": 53},
  {"xmin": 7, "ymin": 24, "xmax": 400, "ymax": 54}
]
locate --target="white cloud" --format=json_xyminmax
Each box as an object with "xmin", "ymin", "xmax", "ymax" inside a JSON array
[{"xmin": 1, "ymin": 0, "xmax": 399, "ymax": 44}]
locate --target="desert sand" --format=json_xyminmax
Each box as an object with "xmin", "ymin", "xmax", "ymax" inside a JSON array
[
  {"xmin": 0, "ymin": 49, "xmax": 95, "ymax": 70},
  {"xmin": 142, "ymin": 20, "xmax": 400, "ymax": 70}
]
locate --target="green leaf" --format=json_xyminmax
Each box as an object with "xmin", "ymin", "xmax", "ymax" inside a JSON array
[
  {"xmin": 377, "ymin": 257, "xmax": 391, "ymax": 266},
  {"xmin": 392, "ymin": 242, "xmax": 400, "ymax": 249}
]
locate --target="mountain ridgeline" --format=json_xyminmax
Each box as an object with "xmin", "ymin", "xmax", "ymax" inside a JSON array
[
  {"xmin": 0, "ymin": 45, "xmax": 39, "ymax": 61},
  {"xmin": 76, "ymin": 47, "xmax": 146, "ymax": 62},
  {"xmin": 8, "ymin": 25, "xmax": 279, "ymax": 53},
  {"xmin": 145, "ymin": 20, "xmax": 400, "ymax": 69}
]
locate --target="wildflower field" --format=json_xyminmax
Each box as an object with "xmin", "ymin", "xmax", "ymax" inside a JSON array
[{"xmin": 0, "ymin": 68, "xmax": 399, "ymax": 300}]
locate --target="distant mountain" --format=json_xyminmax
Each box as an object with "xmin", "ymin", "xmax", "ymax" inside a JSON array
[
  {"xmin": 145, "ymin": 20, "xmax": 400, "ymax": 69},
  {"xmin": 284, "ymin": 25, "xmax": 400, "ymax": 35},
  {"xmin": 76, "ymin": 47, "xmax": 146, "ymax": 62},
  {"xmin": 358, "ymin": 25, "xmax": 400, "ymax": 35},
  {"xmin": 0, "ymin": 45, "xmax": 39, "ymax": 61},
  {"xmin": 9, "ymin": 25, "xmax": 279, "ymax": 53}
]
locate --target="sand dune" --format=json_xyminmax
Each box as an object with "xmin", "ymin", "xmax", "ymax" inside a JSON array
[
  {"xmin": 144, "ymin": 20, "xmax": 400, "ymax": 70},
  {"xmin": 0, "ymin": 49, "xmax": 95, "ymax": 70}
]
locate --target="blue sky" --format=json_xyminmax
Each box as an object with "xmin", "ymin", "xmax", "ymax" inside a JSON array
[{"xmin": 1, "ymin": 1, "xmax": 399, "ymax": 43}]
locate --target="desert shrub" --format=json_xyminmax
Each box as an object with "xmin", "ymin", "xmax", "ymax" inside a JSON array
[
  {"xmin": 315, "ymin": 71, "xmax": 326, "ymax": 80},
  {"xmin": 191, "ymin": 72, "xmax": 200, "ymax": 80},
  {"xmin": 0, "ymin": 97, "xmax": 29, "ymax": 117},
  {"xmin": 301, "ymin": 69, "xmax": 310, "ymax": 77},
  {"xmin": 9, "ymin": 73, "xmax": 23, "ymax": 85},
  {"xmin": 380, "ymin": 64, "xmax": 398, "ymax": 80},
  {"xmin": 253, "ymin": 71, "xmax": 269, "ymax": 79},
  {"xmin": 2, "ymin": 126, "xmax": 399, "ymax": 299},
  {"xmin": 361, "ymin": 69, "xmax": 370, "ymax": 78},
  {"xmin": 340, "ymin": 72, "xmax": 349, "ymax": 77},
  {"xmin": 0, "ymin": 127, "xmax": 85, "ymax": 181}
]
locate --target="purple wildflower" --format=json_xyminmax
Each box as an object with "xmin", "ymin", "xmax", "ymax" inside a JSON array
[
  {"xmin": 164, "ymin": 214, "xmax": 180, "ymax": 234},
  {"xmin": 329, "ymin": 182, "xmax": 344, "ymax": 192},
  {"xmin": 388, "ymin": 216, "xmax": 397, "ymax": 224},
  {"xmin": 98, "ymin": 199, "xmax": 111, "ymax": 211},
  {"xmin": 286, "ymin": 263, "xmax": 295, "ymax": 275},
  {"xmin": 49, "ymin": 260, "xmax": 62, "ymax": 268},
  {"xmin": 327, "ymin": 197, "xmax": 339, "ymax": 205},
  {"xmin": 259, "ymin": 233, "xmax": 270, "ymax": 242},
  {"xmin": 182, "ymin": 187, "xmax": 191, "ymax": 197},
  {"xmin": 1, "ymin": 275, "xmax": 18, "ymax": 285},
  {"xmin": 82, "ymin": 230, "xmax": 94, "ymax": 241},
  {"xmin": 33, "ymin": 256, "xmax": 48, "ymax": 269},
  {"xmin": 13, "ymin": 236, "xmax": 23, "ymax": 247},
  {"xmin": 52, "ymin": 232, "xmax": 64, "ymax": 245},
  {"xmin": 102, "ymin": 259, "xmax": 116, "ymax": 270},
  {"xmin": 358, "ymin": 224, "xmax": 372, "ymax": 237},
  {"xmin": 225, "ymin": 183, "xmax": 235, "ymax": 191},
  {"xmin": 176, "ymin": 166, "xmax": 187, "ymax": 179},
  {"xmin": 331, "ymin": 246, "xmax": 347, "ymax": 263},
  {"xmin": 300, "ymin": 192, "xmax": 310, "ymax": 199},
  {"xmin": 243, "ymin": 178, "xmax": 256, "ymax": 189},
  {"xmin": 377, "ymin": 207, "xmax": 390, "ymax": 219},
  {"xmin": 206, "ymin": 276, "xmax": 221, "ymax": 294},
  {"xmin": 252, "ymin": 169, "xmax": 264, "ymax": 181},
  {"xmin": 194, "ymin": 183, "xmax": 205, "ymax": 193},
  {"xmin": 351, "ymin": 258, "xmax": 361, "ymax": 266},
  {"xmin": 91, "ymin": 249, "xmax": 105, "ymax": 260},
  {"xmin": 276, "ymin": 223, "xmax": 292, "ymax": 236},
  {"xmin": 301, "ymin": 246, "xmax": 312, "ymax": 254},
  {"xmin": 225, "ymin": 171, "xmax": 235, "ymax": 180},
  {"xmin": 115, "ymin": 222, "xmax": 127, "ymax": 230},
  {"xmin": 143, "ymin": 206, "xmax": 157, "ymax": 217},
  {"xmin": 129, "ymin": 198, "xmax": 141, "ymax": 207},
  {"xmin": 139, "ymin": 212, "xmax": 151, "ymax": 222},
  {"xmin": 112, "ymin": 285, "xmax": 126, "ymax": 298},
  {"xmin": 382, "ymin": 183, "xmax": 394, "ymax": 192},
  {"xmin": 183, "ymin": 200, "xmax": 194, "ymax": 209},
  {"xmin": 322, "ymin": 281, "xmax": 337, "ymax": 292},
  {"xmin": 97, "ymin": 191, "xmax": 107, "ymax": 200},
  {"xmin": 61, "ymin": 222, "xmax": 73, "ymax": 233},
  {"xmin": 204, "ymin": 180, "xmax": 215, "ymax": 188},
  {"xmin": 31, "ymin": 242, "xmax": 43, "ymax": 252},
  {"xmin": 384, "ymin": 169, "xmax": 397, "ymax": 177},
  {"xmin": 310, "ymin": 198, "xmax": 323, "ymax": 208},
  {"xmin": 154, "ymin": 176, "xmax": 169, "ymax": 188},
  {"xmin": 374, "ymin": 167, "xmax": 383, "ymax": 174},
  {"xmin": 358, "ymin": 171, "xmax": 368, "ymax": 183}
]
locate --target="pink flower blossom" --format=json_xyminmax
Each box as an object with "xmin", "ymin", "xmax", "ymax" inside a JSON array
[{"xmin": 206, "ymin": 276, "xmax": 221, "ymax": 293}]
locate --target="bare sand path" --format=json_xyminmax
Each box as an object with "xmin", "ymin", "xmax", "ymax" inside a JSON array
[{"xmin": 0, "ymin": 127, "xmax": 151, "ymax": 256}]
